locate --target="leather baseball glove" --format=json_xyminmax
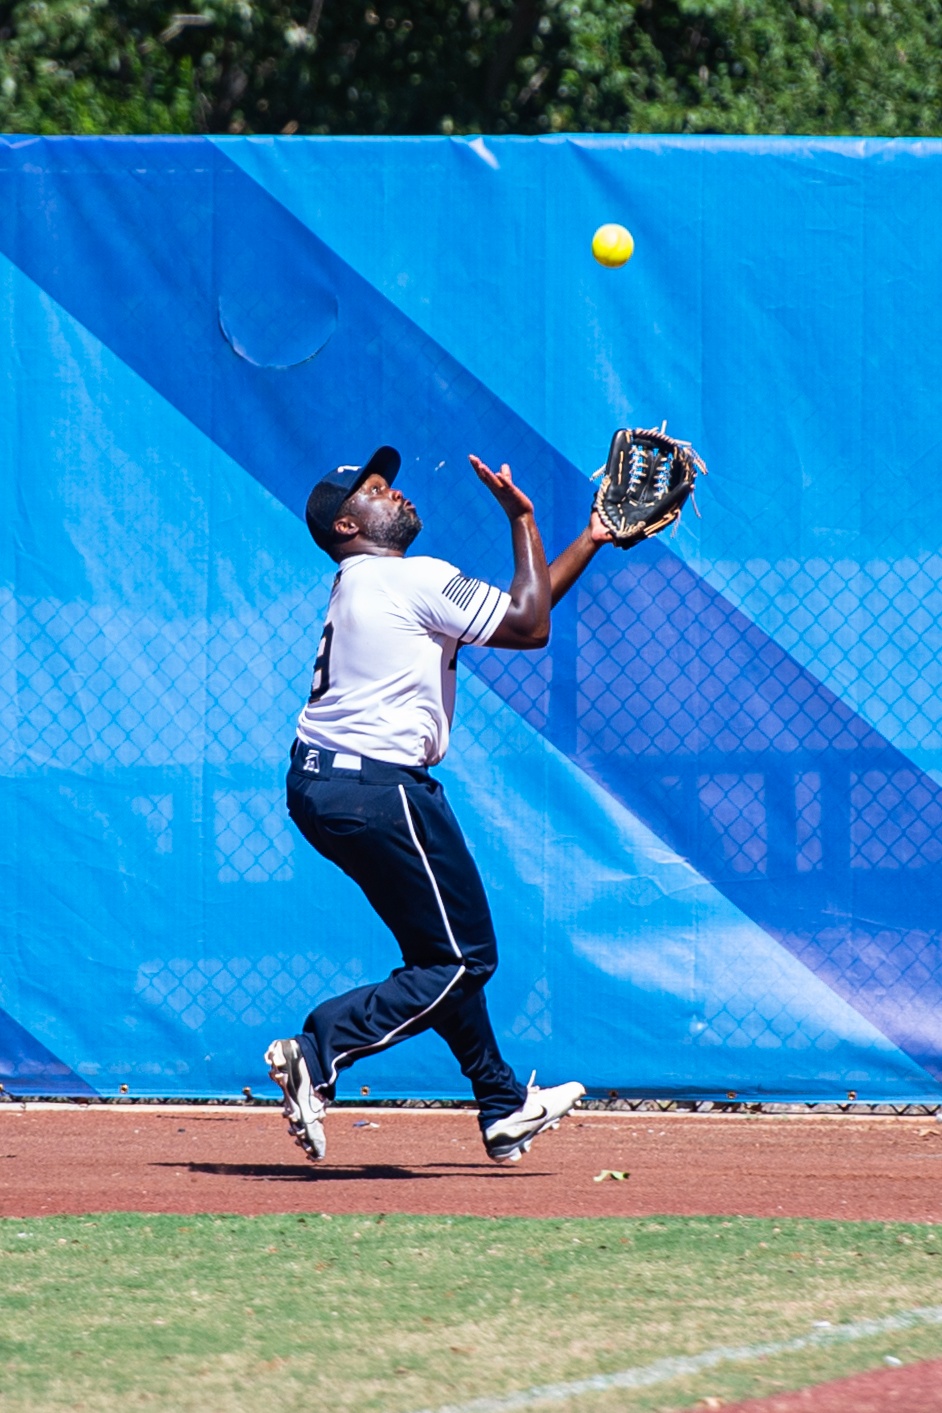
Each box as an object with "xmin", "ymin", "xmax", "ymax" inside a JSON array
[{"xmin": 592, "ymin": 424, "xmax": 707, "ymax": 546}]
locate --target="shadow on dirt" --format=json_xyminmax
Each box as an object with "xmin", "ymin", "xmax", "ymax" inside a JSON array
[{"xmin": 151, "ymin": 1160, "xmax": 541, "ymax": 1182}]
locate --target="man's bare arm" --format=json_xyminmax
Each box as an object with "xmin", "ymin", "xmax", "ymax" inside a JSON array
[
  {"xmin": 549, "ymin": 510, "xmax": 630, "ymax": 606},
  {"xmin": 468, "ymin": 455, "xmax": 551, "ymax": 650}
]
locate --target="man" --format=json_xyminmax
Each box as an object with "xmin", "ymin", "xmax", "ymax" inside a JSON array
[{"xmin": 266, "ymin": 445, "xmax": 614, "ymax": 1164}]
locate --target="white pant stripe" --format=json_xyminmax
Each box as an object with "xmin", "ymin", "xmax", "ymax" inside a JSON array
[{"xmin": 398, "ymin": 784, "xmax": 465, "ymax": 962}]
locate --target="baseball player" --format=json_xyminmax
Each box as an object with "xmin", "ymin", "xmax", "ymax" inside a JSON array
[{"xmin": 266, "ymin": 445, "xmax": 612, "ymax": 1164}]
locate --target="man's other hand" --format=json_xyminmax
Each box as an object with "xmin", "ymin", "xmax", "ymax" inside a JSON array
[{"xmin": 469, "ymin": 455, "xmax": 535, "ymax": 520}]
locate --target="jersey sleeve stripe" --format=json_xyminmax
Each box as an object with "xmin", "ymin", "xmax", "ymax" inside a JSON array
[
  {"xmin": 461, "ymin": 587, "xmax": 507, "ymax": 645},
  {"xmin": 460, "ymin": 586, "xmax": 497, "ymax": 643}
]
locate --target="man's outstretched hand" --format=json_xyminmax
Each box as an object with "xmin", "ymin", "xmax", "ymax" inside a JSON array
[
  {"xmin": 469, "ymin": 454, "xmax": 535, "ymax": 520},
  {"xmin": 587, "ymin": 507, "xmax": 618, "ymax": 545}
]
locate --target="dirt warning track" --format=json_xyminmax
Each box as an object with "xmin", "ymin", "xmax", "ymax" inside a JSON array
[
  {"xmin": 719, "ymin": 1356, "xmax": 942, "ymax": 1411},
  {"xmin": 2, "ymin": 1104, "xmax": 941, "ymax": 1222}
]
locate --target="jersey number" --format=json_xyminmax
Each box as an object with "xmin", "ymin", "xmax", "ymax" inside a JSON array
[{"xmin": 307, "ymin": 622, "xmax": 334, "ymax": 704}]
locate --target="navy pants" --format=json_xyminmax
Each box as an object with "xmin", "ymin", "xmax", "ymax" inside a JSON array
[{"xmin": 285, "ymin": 740, "xmax": 527, "ymax": 1128}]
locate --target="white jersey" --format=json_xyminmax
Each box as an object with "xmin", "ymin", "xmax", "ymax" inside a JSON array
[{"xmin": 296, "ymin": 554, "xmax": 510, "ymax": 767}]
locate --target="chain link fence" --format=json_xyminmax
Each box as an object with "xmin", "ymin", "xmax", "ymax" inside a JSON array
[
  {"xmin": 469, "ymin": 541, "xmax": 942, "ymax": 1079},
  {"xmin": 4, "ymin": 527, "xmax": 942, "ymax": 1088}
]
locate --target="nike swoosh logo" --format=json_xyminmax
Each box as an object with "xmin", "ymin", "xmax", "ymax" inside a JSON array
[{"xmin": 487, "ymin": 1104, "xmax": 551, "ymax": 1144}]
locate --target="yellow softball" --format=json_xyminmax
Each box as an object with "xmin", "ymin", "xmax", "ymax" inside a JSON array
[{"xmin": 592, "ymin": 223, "xmax": 635, "ymax": 268}]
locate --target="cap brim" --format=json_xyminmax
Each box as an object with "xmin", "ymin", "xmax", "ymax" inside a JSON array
[{"xmin": 355, "ymin": 445, "xmax": 401, "ymax": 491}]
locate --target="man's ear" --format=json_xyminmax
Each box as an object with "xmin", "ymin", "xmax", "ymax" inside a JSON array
[{"xmin": 333, "ymin": 513, "xmax": 360, "ymax": 541}]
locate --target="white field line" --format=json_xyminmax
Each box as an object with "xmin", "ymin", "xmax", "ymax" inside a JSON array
[{"xmin": 411, "ymin": 1305, "xmax": 942, "ymax": 1413}]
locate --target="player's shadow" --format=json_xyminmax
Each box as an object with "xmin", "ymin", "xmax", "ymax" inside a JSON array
[
  {"xmin": 154, "ymin": 1161, "xmax": 540, "ymax": 1182},
  {"xmin": 155, "ymin": 1161, "xmax": 428, "ymax": 1182}
]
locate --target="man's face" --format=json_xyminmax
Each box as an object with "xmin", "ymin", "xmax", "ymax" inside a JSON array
[{"xmin": 339, "ymin": 473, "xmax": 422, "ymax": 551}]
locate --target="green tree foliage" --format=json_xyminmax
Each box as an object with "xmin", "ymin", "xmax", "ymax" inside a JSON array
[
  {"xmin": 0, "ymin": 0, "xmax": 940, "ymax": 137},
  {"xmin": 0, "ymin": 2, "xmax": 195, "ymax": 132}
]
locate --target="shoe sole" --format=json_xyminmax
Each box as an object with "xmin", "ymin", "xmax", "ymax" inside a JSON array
[
  {"xmin": 265, "ymin": 1040, "xmax": 301, "ymax": 1120},
  {"xmin": 265, "ymin": 1040, "xmax": 327, "ymax": 1162}
]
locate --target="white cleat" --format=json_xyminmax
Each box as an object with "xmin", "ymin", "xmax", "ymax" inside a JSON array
[
  {"xmin": 483, "ymin": 1073, "xmax": 585, "ymax": 1164},
  {"xmin": 264, "ymin": 1037, "xmax": 328, "ymax": 1162}
]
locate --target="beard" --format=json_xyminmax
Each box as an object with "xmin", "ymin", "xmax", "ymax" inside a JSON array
[{"xmin": 370, "ymin": 503, "xmax": 423, "ymax": 552}]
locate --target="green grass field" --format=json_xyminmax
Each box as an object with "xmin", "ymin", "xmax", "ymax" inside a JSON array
[{"xmin": 2, "ymin": 1213, "xmax": 941, "ymax": 1412}]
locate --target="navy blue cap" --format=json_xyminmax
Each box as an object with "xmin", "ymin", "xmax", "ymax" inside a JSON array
[{"xmin": 304, "ymin": 446, "xmax": 401, "ymax": 553}]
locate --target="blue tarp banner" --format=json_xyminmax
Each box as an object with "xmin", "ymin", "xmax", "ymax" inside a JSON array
[{"xmin": 1, "ymin": 133, "xmax": 940, "ymax": 1102}]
